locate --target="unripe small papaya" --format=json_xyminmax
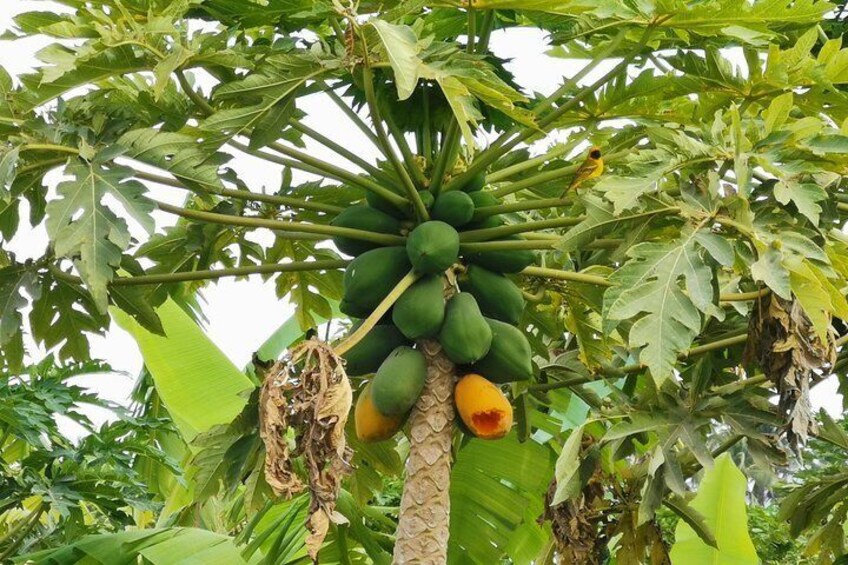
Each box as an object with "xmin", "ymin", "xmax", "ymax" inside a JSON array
[
  {"xmin": 342, "ymin": 323, "xmax": 408, "ymax": 376},
  {"xmin": 406, "ymin": 221, "xmax": 460, "ymax": 274},
  {"xmin": 473, "ymin": 318, "xmax": 534, "ymax": 383},
  {"xmin": 355, "ymin": 383, "xmax": 404, "ymax": 442},
  {"xmin": 371, "ymin": 346, "xmax": 428, "ymax": 416},
  {"xmin": 466, "ymin": 191, "xmax": 504, "ymax": 229},
  {"xmin": 418, "ymin": 190, "xmax": 435, "ymax": 210},
  {"xmin": 366, "ymin": 189, "xmax": 410, "ymax": 219},
  {"xmin": 439, "ymin": 293, "xmax": 492, "ymax": 364},
  {"xmin": 468, "ymin": 191, "xmax": 498, "ymax": 209},
  {"xmin": 392, "ymin": 275, "xmax": 445, "ymax": 339},
  {"xmin": 467, "ymin": 236, "xmax": 536, "ymax": 273},
  {"xmin": 454, "ymin": 374, "xmax": 513, "ymax": 439},
  {"xmin": 330, "ymin": 205, "xmax": 401, "ymax": 256},
  {"xmin": 432, "ymin": 191, "xmax": 475, "ymax": 227},
  {"xmin": 461, "ymin": 171, "xmax": 487, "ymax": 193}
]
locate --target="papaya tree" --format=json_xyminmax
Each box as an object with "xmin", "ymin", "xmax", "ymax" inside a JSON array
[{"xmin": 2, "ymin": 0, "xmax": 848, "ymax": 563}]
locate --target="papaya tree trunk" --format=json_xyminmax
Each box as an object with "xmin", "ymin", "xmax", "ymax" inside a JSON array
[{"xmin": 392, "ymin": 338, "xmax": 455, "ymax": 564}]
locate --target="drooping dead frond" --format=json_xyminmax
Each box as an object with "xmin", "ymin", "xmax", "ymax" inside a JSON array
[
  {"xmin": 745, "ymin": 295, "xmax": 836, "ymax": 450},
  {"xmin": 259, "ymin": 339, "xmax": 353, "ymax": 561},
  {"xmin": 542, "ymin": 467, "xmax": 608, "ymax": 565}
]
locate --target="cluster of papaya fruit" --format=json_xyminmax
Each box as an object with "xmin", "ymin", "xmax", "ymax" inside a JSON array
[{"xmin": 334, "ymin": 172, "xmax": 535, "ymax": 442}]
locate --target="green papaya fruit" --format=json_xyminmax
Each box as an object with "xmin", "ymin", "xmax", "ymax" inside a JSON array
[
  {"xmin": 343, "ymin": 323, "xmax": 408, "ymax": 376},
  {"xmin": 339, "ymin": 299, "xmax": 370, "ymax": 319},
  {"xmin": 439, "ymin": 293, "xmax": 492, "ymax": 364},
  {"xmin": 468, "ymin": 191, "xmax": 498, "ymax": 208},
  {"xmin": 367, "ymin": 189, "xmax": 410, "ymax": 219},
  {"xmin": 342, "ymin": 247, "xmax": 410, "ymax": 316},
  {"xmin": 466, "ymin": 191, "xmax": 503, "ymax": 229},
  {"xmin": 392, "ymin": 275, "xmax": 445, "ymax": 339},
  {"xmin": 406, "ymin": 221, "xmax": 460, "ymax": 274},
  {"xmin": 459, "ymin": 265, "xmax": 525, "ymax": 325},
  {"xmin": 418, "ymin": 190, "xmax": 435, "ymax": 210},
  {"xmin": 432, "ymin": 191, "xmax": 475, "ymax": 227},
  {"xmin": 473, "ymin": 318, "xmax": 533, "ymax": 383},
  {"xmin": 467, "ymin": 236, "xmax": 536, "ymax": 273},
  {"xmin": 330, "ymin": 205, "xmax": 401, "ymax": 256},
  {"xmin": 461, "ymin": 170, "xmax": 487, "ymax": 193},
  {"xmin": 371, "ymin": 346, "xmax": 428, "ymax": 416},
  {"xmin": 466, "ymin": 214, "xmax": 505, "ymax": 230}
]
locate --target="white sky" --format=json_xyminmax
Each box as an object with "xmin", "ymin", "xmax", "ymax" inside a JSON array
[{"xmin": 0, "ymin": 1, "xmax": 842, "ymax": 436}]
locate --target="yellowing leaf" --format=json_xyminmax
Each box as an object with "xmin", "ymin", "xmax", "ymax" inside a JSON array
[
  {"xmin": 669, "ymin": 453, "xmax": 759, "ymax": 565},
  {"xmin": 763, "ymin": 91, "xmax": 793, "ymax": 134},
  {"xmin": 371, "ymin": 20, "xmax": 423, "ymax": 101}
]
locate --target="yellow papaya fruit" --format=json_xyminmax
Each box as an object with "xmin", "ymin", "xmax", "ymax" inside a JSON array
[
  {"xmin": 354, "ymin": 383, "xmax": 404, "ymax": 443},
  {"xmin": 454, "ymin": 373, "xmax": 513, "ymax": 440}
]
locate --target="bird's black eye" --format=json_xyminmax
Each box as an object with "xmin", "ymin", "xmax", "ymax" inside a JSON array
[{"xmin": 590, "ymin": 149, "xmax": 602, "ymax": 159}]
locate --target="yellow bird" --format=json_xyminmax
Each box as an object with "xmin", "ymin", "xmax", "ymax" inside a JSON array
[{"xmin": 563, "ymin": 146, "xmax": 604, "ymax": 196}]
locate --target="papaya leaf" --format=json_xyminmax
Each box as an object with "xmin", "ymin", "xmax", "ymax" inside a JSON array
[
  {"xmin": 669, "ymin": 454, "xmax": 758, "ymax": 565},
  {"xmin": 45, "ymin": 161, "xmax": 155, "ymax": 311},
  {"xmin": 113, "ymin": 299, "xmax": 254, "ymax": 441},
  {"xmin": 371, "ymin": 20, "xmax": 423, "ymax": 101},
  {"xmin": 0, "ymin": 265, "xmax": 36, "ymax": 371},
  {"xmin": 448, "ymin": 434, "xmax": 554, "ymax": 564},
  {"xmin": 30, "ymin": 273, "xmax": 109, "ymax": 363},
  {"xmin": 552, "ymin": 424, "xmax": 584, "ymax": 505},
  {"xmin": 118, "ymin": 129, "xmax": 227, "ymax": 194},
  {"xmin": 205, "ymin": 53, "xmax": 327, "ymax": 146},
  {"xmin": 604, "ymin": 227, "xmax": 720, "ymax": 384}
]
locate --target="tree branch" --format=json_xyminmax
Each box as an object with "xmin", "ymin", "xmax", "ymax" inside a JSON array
[
  {"xmin": 320, "ymin": 83, "xmax": 383, "ymax": 148},
  {"xmin": 290, "ymin": 120, "xmax": 397, "ymax": 185},
  {"xmin": 460, "ymin": 214, "xmax": 616, "ymax": 242},
  {"xmin": 521, "ymin": 266, "xmax": 612, "ymax": 287},
  {"xmin": 334, "ymin": 271, "xmax": 419, "ymax": 356},
  {"xmin": 175, "ymin": 70, "xmax": 402, "ymax": 206},
  {"xmin": 0, "ymin": 504, "xmax": 46, "ymax": 562},
  {"xmin": 134, "ymin": 170, "xmax": 344, "ymax": 215},
  {"xmin": 176, "ymin": 70, "xmax": 215, "ymax": 116},
  {"xmin": 154, "ymin": 200, "xmax": 405, "ymax": 245},
  {"xmin": 22, "ymin": 144, "xmax": 80, "ymax": 156},
  {"xmin": 486, "ymin": 127, "xmax": 594, "ymax": 183},
  {"xmin": 473, "ymin": 197, "xmax": 575, "ymax": 219},
  {"xmin": 521, "ymin": 266, "xmax": 774, "ymax": 306},
  {"xmin": 383, "ymin": 106, "xmax": 428, "ymax": 188},
  {"xmin": 429, "ymin": 123, "xmax": 460, "ymax": 196},
  {"xmin": 54, "ymin": 260, "xmax": 350, "ymax": 287},
  {"xmin": 460, "ymin": 239, "xmax": 557, "ymax": 253},
  {"xmin": 533, "ymin": 333, "xmax": 751, "ymax": 394},
  {"xmin": 361, "ymin": 65, "xmax": 428, "ymax": 220},
  {"xmin": 229, "ymin": 140, "xmax": 408, "ymax": 207}
]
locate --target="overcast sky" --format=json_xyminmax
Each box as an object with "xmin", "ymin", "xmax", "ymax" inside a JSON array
[{"xmin": 1, "ymin": 1, "xmax": 842, "ymax": 435}]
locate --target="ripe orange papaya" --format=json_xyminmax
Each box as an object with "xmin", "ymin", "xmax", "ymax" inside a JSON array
[
  {"xmin": 454, "ymin": 373, "xmax": 513, "ymax": 439},
  {"xmin": 355, "ymin": 382, "xmax": 404, "ymax": 442}
]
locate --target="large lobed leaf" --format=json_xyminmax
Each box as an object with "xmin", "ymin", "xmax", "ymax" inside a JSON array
[
  {"xmin": 669, "ymin": 454, "xmax": 759, "ymax": 565},
  {"xmin": 45, "ymin": 160, "xmax": 155, "ymax": 311},
  {"xmin": 604, "ymin": 226, "xmax": 726, "ymax": 384},
  {"xmin": 15, "ymin": 528, "xmax": 261, "ymax": 565},
  {"xmin": 448, "ymin": 434, "xmax": 555, "ymax": 564},
  {"xmin": 113, "ymin": 299, "xmax": 254, "ymax": 441}
]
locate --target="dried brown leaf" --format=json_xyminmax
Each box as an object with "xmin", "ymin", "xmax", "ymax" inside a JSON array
[
  {"xmin": 745, "ymin": 295, "xmax": 836, "ymax": 450},
  {"xmin": 259, "ymin": 339, "xmax": 352, "ymax": 561}
]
